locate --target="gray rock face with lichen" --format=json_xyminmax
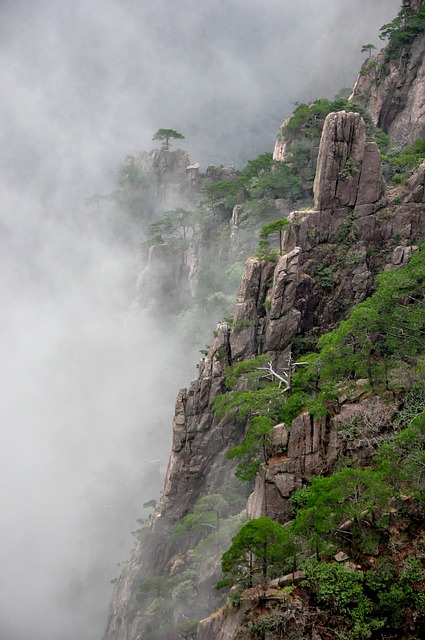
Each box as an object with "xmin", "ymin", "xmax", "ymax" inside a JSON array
[
  {"xmin": 103, "ymin": 105, "xmax": 425, "ymax": 640},
  {"xmin": 351, "ymin": 25, "xmax": 425, "ymax": 148},
  {"xmin": 313, "ymin": 111, "xmax": 385, "ymax": 211}
]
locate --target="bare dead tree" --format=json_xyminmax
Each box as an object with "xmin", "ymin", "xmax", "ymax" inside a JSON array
[{"xmin": 257, "ymin": 353, "xmax": 310, "ymax": 395}]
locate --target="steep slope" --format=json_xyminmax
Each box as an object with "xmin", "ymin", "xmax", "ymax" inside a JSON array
[
  {"xmin": 103, "ymin": 107, "xmax": 425, "ymax": 640},
  {"xmin": 103, "ymin": 9, "xmax": 425, "ymax": 639},
  {"xmin": 351, "ymin": 0, "xmax": 425, "ymax": 147},
  {"xmin": 196, "ymin": 114, "xmax": 425, "ymax": 640}
]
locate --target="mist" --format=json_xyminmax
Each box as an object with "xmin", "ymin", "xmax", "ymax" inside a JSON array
[{"xmin": 0, "ymin": 1, "xmax": 400, "ymax": 639}]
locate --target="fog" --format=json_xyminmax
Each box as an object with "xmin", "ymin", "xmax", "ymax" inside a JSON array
[{"xmin": 0, "ymin": 1, "xmax": 400, "ymax": 639}]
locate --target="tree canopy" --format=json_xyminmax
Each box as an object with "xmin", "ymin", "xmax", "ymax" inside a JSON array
[
  {"xmin": 220, "ymin": 516, "xmax": 294, "ymax": 588},
  {"xmin": 152, "ymin": 128, "xmax": 185, "ymax": 150}
]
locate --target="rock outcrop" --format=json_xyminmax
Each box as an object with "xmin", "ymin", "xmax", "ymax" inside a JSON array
[
  {"xmin": 313, "ymin": 111, "xmax": 385, "ymax": 212},
  {"xmin": 273, "ymin": 115, "xmax": 292, "ymax": 162},
  {"xmin": 104, "ymin": 105, "xmax": 425, "ymax": 640},
  {"xmin": 351, "ymin": 9, "xmax": 425, "ymax": 148},
  {"xmin": 100, "ymin": 30, "xmax": 425, "ymax": 629},
  {"xmin": 136, "ymin": 243, "xmax": 188, "ymax": 315},
  {"xmin": 405, "ymin": 159, "xmax": 425, "ymax": 202}
]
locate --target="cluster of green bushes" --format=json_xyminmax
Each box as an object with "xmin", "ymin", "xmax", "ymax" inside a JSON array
[
  {"xmin": 218, "ymin": 415, "xmax": 425, "ymax": 636},
  {"xmin": 212, "ymin": 354, "xmax": 289, "ymax": 481},
  {"xmin": 382, "ymin": 137, "xmax": 425, "ymax": 183},
  {"xmin": 282, "ymin": 97, "xmax": 388, "ymax": 156},
  {"xmin": 212, "ymin": 247, "xmax": 425, "ymax": 484},
  {"xmin": 380, "ymin": 4, "xmax": 425, "ymax": 60}
]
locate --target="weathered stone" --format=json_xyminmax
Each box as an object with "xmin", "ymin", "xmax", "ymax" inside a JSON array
[
  {"xmin": 272, "ymin": 423, "xmax": 289, "ymax": 450},
  {"xmin": 351, "ymin": 31, "xmax": 425, "ymax": 148},
  {"xmin": 229, "ymin": 257, "xmax": 277, "ymax": 361},
  {"xmin": 356, "ymin": 142, "xmax": 385, "ymax": 206},
  {"xmin": 198, "ymin": 602, "xmax": 248, "ymax": 640},
  {"xmin": 273, "ymin": 115, "xmax": 292, "ymax": 161},
  {"xmin": 334, "ymin": 551, "xmax": 350, "ymax": 562},
  {"xmin": 277, "ymin": 571, "xmax": 306, "ymax": 587},
  {"xmin": 313, "ymin": 111, "xmax": 384, "ymax": 211},
  {"xmin": 405, "ymin": 161, "xmax": 425, "ymax": 203},
  {"xmin": 265, "ymin": 248, "xmax": 302, "ymax": 352},
  {"xmin": 104, "ymin": 41, "xmax": 425, "ymax": 639},
  {"xmin": 271, "ymin": 472, "xmax": 298, "ymax": 498}
]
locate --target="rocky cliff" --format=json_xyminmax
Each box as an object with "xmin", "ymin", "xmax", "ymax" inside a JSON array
[
  {"xmin": 103, "ymin": 104, "xmax": 425, "ymax": 640},
  {"xmin": 351, "ymin": 0, "xmax": 425, "ymax": 147},
  {"xmin": 103, "ymin": 10, "xmax": 425, "ymax": 638},
  {"xmin": 196, "ymin": 111, "xmax": 425, "ymax": 640}
]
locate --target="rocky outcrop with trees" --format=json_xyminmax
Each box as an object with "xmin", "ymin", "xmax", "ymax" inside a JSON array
[{"xmin": 103, "ymin": 6, "xmax": 425, "ymax": 639}]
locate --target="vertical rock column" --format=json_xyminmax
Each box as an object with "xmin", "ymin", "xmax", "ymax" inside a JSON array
[{"xmin": 313, "ymin": 111, "xmax": 385, "ymax": 215}]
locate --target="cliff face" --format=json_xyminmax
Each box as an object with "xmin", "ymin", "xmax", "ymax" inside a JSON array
[
  {"xmin": 103, "ymin": 106, "xmax": 425, "ymax": 640},
  {"xmin": 196, "ymin": 113, "xmax": 425, "ymax": 640},
  {"xmin": 351, "ymin": 2, "xmax": 425, "ymax": 147}
]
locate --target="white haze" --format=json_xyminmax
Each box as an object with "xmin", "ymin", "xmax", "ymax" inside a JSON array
[{"xmin": 0, "ymin": 1, "xmax": 400, "ymax": 639}]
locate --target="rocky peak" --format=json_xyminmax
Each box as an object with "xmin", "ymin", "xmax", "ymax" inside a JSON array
[{"xmin": 313, "ymin": 111, "xmax": 385, "ymax": 212}]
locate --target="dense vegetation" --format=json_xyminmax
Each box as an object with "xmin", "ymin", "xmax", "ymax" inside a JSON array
[
  {"xmin": 210, "ymin": 242, "xmax": 425, "ymax": 637},
  {"xmin": 383, "ymin": 136, "xmax": 425, "ymax": 183},
  {"xmin": 380, "ymin": 3, "xmax": 425, "ymax": 59},
  {"xmin": 217, "ymin": 411, "xmax": 425, "ymax": 637}
]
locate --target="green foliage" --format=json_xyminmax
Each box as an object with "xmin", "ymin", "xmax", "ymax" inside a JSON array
[
  {"xmin": 219, "ymin": 410, "xmax": 425, "ymax": 633},
  {"xmin": 152, "ymin": 128, "xmax": 185, "ymax": 150},
  {"xmin": 361, "ymin": 43, "xmax": 376, "ymax": 57},
  {"xmin": 227, "ymin": 416, "xmax": 275, "ymax": 482},
  {"xmin": 292, "ymin": 467, "xmax": 391, "ymax": 557},
  {"xmin": 315, "ymin": 264, "xmax": 338, "ymax": 290},
  {"xmin": 379, "ymin": 409, "xmax": 425, "ymax": 511},
  {"xmin": 172, "ymin": 493, "xmax": 230, "ymax": 539},
  {"xmin": 304, "ymin": 560, "xmax": 365, "ymax": 615},
  {"xmin": 316, "ymin": 247, "xmax": 425, "ymax": 389},
  {"xmin": 392, "ymin": 384, "xmax": 425, "ymax": 429},
  {"xmin": 118, "ymin": 158, "xmax": 142, "ymax": 185},
  {"xmin": 248, "ymin": 163, "xmax": 302, "ymax": 201},
  {"xmin": 289, "ymin": 486, "xmax": 311, "ymax": 515},
  {"xmin": 383, "ymin": 137, "xmax": 425, "ymax": 182},
  {"xmin": 246, "ymin": 611, "xmax": 288, "ymax": 638},
  {"xmin": 137, "ymin": 575, "xmax": 170, "ymax": 600},
  {"xmin": 340, "ymin": 155, "xmax": 359, "ymax": 180},
  {"xmin": 202, "ymin": 153, "xmax": 302, "ymax": 220},
  {"xmin": 258, "ymin": 217, "xmax": 289, "ymax": 256},
  {"xmin": 144, "ymin": 207, "xmax": 198, "ymax": 251},
  {"xmin": 202, "ymin": 179, "xmax": 240, "ymax": 217},
  {"xmin": 303, "ymin": 553, "xmax": 425, "ymax": 638},
  {"xmin": 239, "ymin": 153, "xmax": 274, "ymax": 181},
  {"xmin": 212, "ymin": 355, "xmax": 289, "ymax": 480},
  {"xmin": 277, "ymin": 97, "xmax": 387, "ymax": 205},
  {"xmin": 220, "ymin": 516, "xmax": 297, "ymax": 588},
  {"xmin": 380, "ymin": 5, "xmax": 425, "ymax": 59},
  {"xmin": 218, "ymin": 353, "xmax": 278, "ymax": 395},
  {"xmin": 283, "ymin": 99, "xmax": 333, "ymax": 140},
  {"xmin": 213, "ymin": 249, "xmax": 425, "ymax": 489},
  {"xmin": 143, "ymin": 499, "xmax": 157, "ymax": 510},
  {"xmin": 176, "ymin": 619, "xmax": 198, "ymax": 640}
]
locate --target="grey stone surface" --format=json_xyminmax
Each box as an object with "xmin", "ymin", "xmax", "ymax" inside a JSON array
[
  {"xmin": 351, "ymin": 31, "xmax": 425, "ymax": 148},
  {"xmin": 313, "ymin": 111, "xmax": 384, "ymax": 211}
]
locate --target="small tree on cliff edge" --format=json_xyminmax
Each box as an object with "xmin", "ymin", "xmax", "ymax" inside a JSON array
[
  {"xmin": 152, "ymin": 128, "xmax": 185, "ymax": 150},
  {"xmin": 258, "ymin": 218, "xmax": 289, "ymax": 256},
  {"xmin": 361, "ymin": 43, "xmax": 376, "ymax": 58}
]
